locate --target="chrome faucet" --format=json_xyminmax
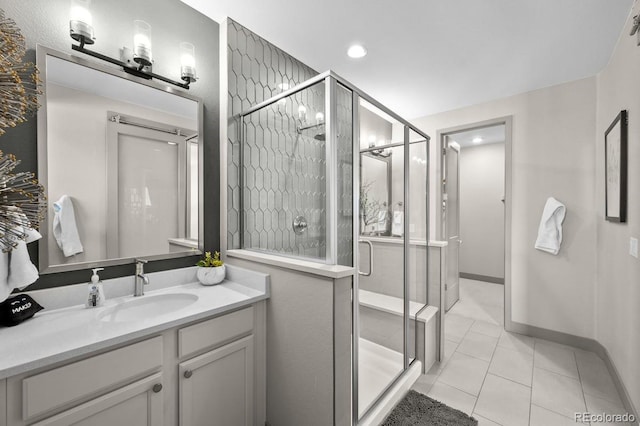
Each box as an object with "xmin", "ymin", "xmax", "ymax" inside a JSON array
[{"xmin": 134, "ymin": 259, "xmax": 149, "ymax": 297}]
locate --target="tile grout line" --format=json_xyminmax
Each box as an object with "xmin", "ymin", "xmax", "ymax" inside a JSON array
[
  {"xmin": 470, "ymin": 326, "xmax": 501, "ymax": 419},
  {"xmin": 435, "ymin": 377, "xmax": 478, "ymax": 399},
  {"xmin": 574, "ymin": 350, "xmax": 590, "ymax": 425},
  {"xmin": 488, "ymin": 370, "xmax": 532, "ymax": 389},
  {"xmin": 528, "ymin": 338, "xmax": 537, "ymax": 426},
  {"xmin": 533, "ymin": 363, "xmax": 581, "ymax": 381},
  {"xmin": 532, "ymin": 403, "xmax": 588, "ymax": 423}
]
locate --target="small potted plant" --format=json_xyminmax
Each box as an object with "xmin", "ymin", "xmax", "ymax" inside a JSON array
[{"xmin": 196, "ymin": 251, "xmax": 225, "ymax": 285}]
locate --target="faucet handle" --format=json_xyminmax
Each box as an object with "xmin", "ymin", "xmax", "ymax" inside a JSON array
[{"xmin": 135, "ymin": 258, "xmax": 148, "ymax": 276}]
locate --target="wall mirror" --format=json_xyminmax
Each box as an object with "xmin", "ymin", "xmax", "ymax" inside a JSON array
[
  {"xmin": 360, "ymin": 152, "xmax": 392, "ymax": 236},
  {"xmin": 37, "ymin": 45, "xmax": 203, "ymax": 274}
]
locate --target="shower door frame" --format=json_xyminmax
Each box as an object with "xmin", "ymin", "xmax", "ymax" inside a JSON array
[{"xmin": 237, "ymin": 71, "xmax": 431, "ymax": 425}]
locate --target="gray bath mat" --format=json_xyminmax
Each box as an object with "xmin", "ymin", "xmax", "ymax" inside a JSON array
[{"xmin": 382, "ymin": 390, "xmax": 478, "ymax": 425}]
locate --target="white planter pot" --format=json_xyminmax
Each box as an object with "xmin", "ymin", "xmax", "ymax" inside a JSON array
[{"xmin": 196, "ymin": 265, "xmax": 226, "ymax": 285}]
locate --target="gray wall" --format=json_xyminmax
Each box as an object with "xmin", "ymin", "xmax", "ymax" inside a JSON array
[
  {"xmin": 0, "ymin": 0, "xmax": 219, "ymax": 289},
  {"xmin": 595, "ymin": 1, "xmax": 640, "ymax": 413},
  {"xmin": 459, "ymin": 142, "xmax": 505, "ymax": 279}
]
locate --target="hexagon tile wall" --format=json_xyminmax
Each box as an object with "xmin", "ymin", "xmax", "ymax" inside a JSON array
[{"xmin": 226, "ymin": 20, "xmax": 353, "ymax": 265}]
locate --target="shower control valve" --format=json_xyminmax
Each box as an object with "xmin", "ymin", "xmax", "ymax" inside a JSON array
[{"xmin": 293, "ymin": 216, "xmax": 308, "ymax": 235}]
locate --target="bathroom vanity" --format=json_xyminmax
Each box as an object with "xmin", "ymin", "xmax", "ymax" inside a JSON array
[{"xmin": 0, "ymin": 265, "xmax": 268, "ymax": 426}]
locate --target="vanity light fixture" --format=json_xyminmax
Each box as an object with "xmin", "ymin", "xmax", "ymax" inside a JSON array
[
  {"xmin": 296, "ymin": 106, "xmax": 326, "ymax": 136},
  {"xmin": 68, "ymin": 7, "xmax": 194, "ymax": 90},
  {"xmin": 347, "ymin": 44, "xmax": 367, "ymax": 59}
]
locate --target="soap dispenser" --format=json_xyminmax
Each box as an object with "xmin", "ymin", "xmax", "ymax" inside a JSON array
[{"xmin": 86, "ymin": 268, "xmax": 105, "ymax": 308}]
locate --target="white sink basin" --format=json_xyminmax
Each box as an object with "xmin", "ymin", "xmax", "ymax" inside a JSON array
[{"xmin": 99, "ymin": 293, "xmax": 199, "ymax": 323}]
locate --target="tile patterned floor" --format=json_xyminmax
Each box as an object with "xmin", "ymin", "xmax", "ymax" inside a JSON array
[{"xmin": 412, "ymin": 278, "xmax": 635, "ymax": 425}]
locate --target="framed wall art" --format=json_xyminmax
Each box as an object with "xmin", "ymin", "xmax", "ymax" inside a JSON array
[{"xmin": 604, "ymin": 110, "xmax": 627, "ymax": 223}]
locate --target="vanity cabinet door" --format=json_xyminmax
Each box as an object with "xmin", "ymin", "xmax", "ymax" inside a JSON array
[
  {"xmin": 179, "ymin": 335, "xmax": 254, "ymax": 426},
  {"xmin": 31, "ymin": 373, "xmax": 163, "ymax": 426}
]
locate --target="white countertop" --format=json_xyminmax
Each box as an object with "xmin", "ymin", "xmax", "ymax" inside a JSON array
[{"xmin": 0, "ymin": 266, "xmax": 270, "ymax": 379}]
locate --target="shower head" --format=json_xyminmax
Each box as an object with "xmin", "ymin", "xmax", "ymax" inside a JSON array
[{"xmin": 314, "ymin": 133, "xmax": 326, "ymax": 141}]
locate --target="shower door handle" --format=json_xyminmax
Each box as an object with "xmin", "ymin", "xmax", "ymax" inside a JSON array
[{"xmin": 358, "ymin": 239, "xmax": 374, "ymax": 277}]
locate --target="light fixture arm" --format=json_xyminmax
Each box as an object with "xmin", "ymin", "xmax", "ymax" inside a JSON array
[{"xmin": 71, "ymin": 37, "xmax": 191, "ymax": 90}]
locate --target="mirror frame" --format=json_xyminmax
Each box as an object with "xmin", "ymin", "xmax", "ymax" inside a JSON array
[{"xmin": 36, "ymin": 45, "xmax": 204, "ymax": 274}]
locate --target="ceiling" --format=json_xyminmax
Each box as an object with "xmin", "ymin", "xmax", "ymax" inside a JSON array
[
  {"xmin": 449, "ymin": 125, "xmax": 505, "ymax": 148},
  {"xmin": 181, "ymin": 0, "xmax": 633, "ymax": 120}
]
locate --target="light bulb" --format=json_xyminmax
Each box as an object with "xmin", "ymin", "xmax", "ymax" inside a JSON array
[
  {"xmin": 315, "ymin": 112, "xmax": 324, "ymax": 124},
  {"xmin": 298, "ymin": 105, "xmax": 307, "ymax": 122},
  {"xmin": 133, "ymin": 20, "xmax": 152, "ymax": 66},
  {"xmin": 180, "ymin": 42, "xmax": 197, "ymax": 83},
  {"xmin": 69, "ymin": 0, "xmax": 95, "ymax": 43},
  {"xmin": 347, "ymin": 44, "xmax": 367, "ymax": 58}
]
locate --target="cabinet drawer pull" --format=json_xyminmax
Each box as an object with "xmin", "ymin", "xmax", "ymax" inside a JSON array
[
  {"xmin": 153, "ymin": 383, "xmax": 163, "ymax": 393},
  {"xmin": 184, "ymin": 370, "xmax": 193, "ymax": 378}
]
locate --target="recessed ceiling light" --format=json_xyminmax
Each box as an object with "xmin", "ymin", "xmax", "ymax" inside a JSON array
[
  {"xmin": 347, "ymin": 44, "xmax": 367, "ymax": 59},
  {"xmin": 472, "ymin": 137, "xmax": 483, "ymax": 144}
]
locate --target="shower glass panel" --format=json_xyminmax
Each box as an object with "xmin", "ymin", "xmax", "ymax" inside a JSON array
[
  {"xmin": 241, "ymin": 81, "xmax": 327, "ymax": 261},
  {"xmin": 408, "ymin": 132, "xmax": 429, "ymax": 364},
  {"xmin": 335, "ymin": 83, "xmax": 354, "ymax": 267},
  {"xmin": 235, "ymin": 72, "xmax": 432, "ymax": 425},
  {"xmin": 357, "ymin": 98, "xmax": 406, "ymax": 418}
]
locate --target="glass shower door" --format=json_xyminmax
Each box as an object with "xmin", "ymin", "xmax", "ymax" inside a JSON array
[{"xmin": 355, "ymin": 98, "xmax": 407, "ymax": 420}]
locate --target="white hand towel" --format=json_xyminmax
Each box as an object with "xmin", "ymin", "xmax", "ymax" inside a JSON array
[
  {"xmin": 53, "ymin": 195, "xmax": 83, "ymax": 257},
  {"xmin": 535, "ymin": 197, "xmax": 566, "ymax": 255},
  {"xmin": 24, "ymin": 227, "xmax": 42, "ymax": 244},
  {"xmin": 7, "ymin": 240, "xmax": 39, "ymax": 290},
  {"xmin": 0, "ymin": 226, "xmax": 41, "ymax": 302},
  {"xmin": 0, "ymin": 253, "xmax": 10, "ymax": 303},
  {"xmin": 391, "ymin": 211, "xmax": 404, "ymax": 237}
]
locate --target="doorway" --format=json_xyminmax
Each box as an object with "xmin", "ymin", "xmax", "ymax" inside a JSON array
[{"xmin": 439, "ymin": 117, "xmax": 512, "ymax": 341}]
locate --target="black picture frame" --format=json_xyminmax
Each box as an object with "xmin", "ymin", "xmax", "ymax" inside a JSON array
[{"xmin": 604, "ymin": 110, "xmax": 627, "ymax": 222}]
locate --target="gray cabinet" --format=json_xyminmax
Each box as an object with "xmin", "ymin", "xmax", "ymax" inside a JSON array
[
  {"xmin": 7, "ymin": 337, "xmax": 163, "ymax": 426},
  {"xmin": 2, "ymin": 303, "xmax": 265, "ymax": 426},
  {"xmin": 179, "ymin": 336, "xmax": 254, "ymax": 426},
  {"xmin": 32, "ymin": 373, "xmax": 163, "ymax": 426}
]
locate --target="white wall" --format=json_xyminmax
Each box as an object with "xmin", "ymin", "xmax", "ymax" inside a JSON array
[
  {"xmin": 459, "ymin": 142, "xmax": 505, "ymax": 279},
  {"xmin": 411, "ymin": 77, "xmax": 598, "ymax": 338},
  {"xmin": 595, "ymin": 1, "xmax": 640, "ymax": 412}
]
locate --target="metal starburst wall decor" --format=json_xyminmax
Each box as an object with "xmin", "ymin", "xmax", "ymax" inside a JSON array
[
  {"xmin": 0, "ymin": 9, "xmax": 46, "ymax": 252},
  {"xmin": 0, "ymin": 151, "xmax": 46, "ymax": 252},
  {"xmin": 0, "ymin": 9, "xmax": 40, "ymax": 135}
]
